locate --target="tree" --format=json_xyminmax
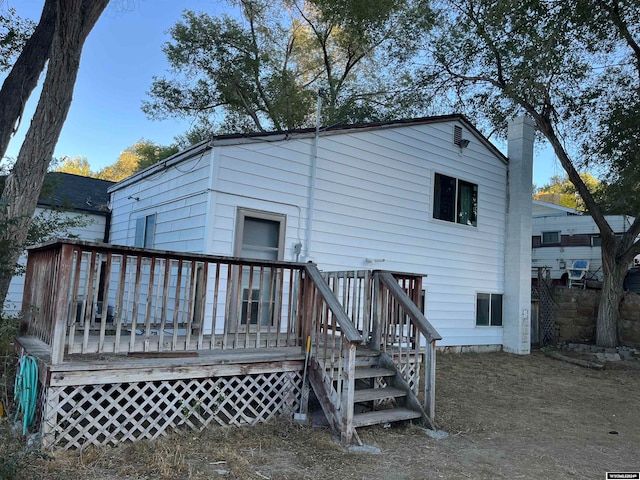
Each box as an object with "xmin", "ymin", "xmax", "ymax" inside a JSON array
[
  {"xmin": 420, "ymin": 0, "xmax": 640, "ymax": 347},
  {"xmin": 0, "ymin": 0, "xmax": 109, "ymax": 310},
  {"xmin": 53, "ymin": 156, "xmax": 93, "ymax": 177},
  {"xmin": 534, "ymin": 173, "xmax": 600, "ymax": 212},
  {"xmin": 0, "ymin": 7, "xmax": 35, "ymax": 72},
  {"xmin": 0, "ymin": 0, "xmax": 55, "ymax": 163},
  {"xmin": 94, "ymin": 140, "xmax": 179, "ymax": 181},
  {"xmin": 143, "ymin": 0, "xmax": 432, "ymax": 133}
]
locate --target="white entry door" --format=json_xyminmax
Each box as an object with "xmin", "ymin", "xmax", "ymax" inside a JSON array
[{"xmin": 234, "ymin": 209, "xmax": 285, "ymax": 329}]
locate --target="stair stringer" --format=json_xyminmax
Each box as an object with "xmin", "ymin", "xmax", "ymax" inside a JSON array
[
  {"xmin": 307, "ymin": 357, "xmax": 361, "ymax": 445},
  {"xmin": 378, "ymin": 352, "xmax": 436, "ymax": 430}
]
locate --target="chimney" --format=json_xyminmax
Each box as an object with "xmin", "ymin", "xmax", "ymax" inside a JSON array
[{"xmin": 503, "ymin": 116, "xmax": 535, "ymax": 354}]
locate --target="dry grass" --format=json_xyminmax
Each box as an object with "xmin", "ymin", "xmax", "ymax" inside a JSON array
[{"xmin": 3, "ymin": 350, "xmax": 640, "ymax": 479}]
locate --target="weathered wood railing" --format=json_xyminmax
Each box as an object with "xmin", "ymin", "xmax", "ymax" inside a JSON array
[
  {"xmin": 323, "ymin": 269, "xmax": 441, "ymax": 423},
  {"xmin": 20, "ymin": 240, "xmax": 308, "ymax": 364},
  {"xmin": 375, "ymin": 271, "xmax": 441, "ymax": 421},
  {"xmin": 303, "ymin": 265, "xmax": 363, "ymax": 444}
]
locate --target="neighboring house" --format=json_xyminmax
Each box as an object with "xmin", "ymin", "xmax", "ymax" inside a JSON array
[
  {"xmin": 531, "ymin": 199, "xmax": 636, "ymax": 283},
  {"xmin": 108, "ymin": 114, "xmax": 535, "ymax": 354},
  {"xmin": 3, "ymin": 172, "xmax": 114, "ymax": 316}
]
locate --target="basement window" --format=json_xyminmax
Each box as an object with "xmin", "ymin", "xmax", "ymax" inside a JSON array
[
  {"xmin": 476, "ymin": 293, "xmax": 503, "ymax": 327},
  {"xmin": 433, "ymin": 173, "xmax": 478, "ymax": 227}
]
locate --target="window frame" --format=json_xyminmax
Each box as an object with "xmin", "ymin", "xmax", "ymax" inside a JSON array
[
  {"xmin": 234, "ymin": 208, "xmax": 286, "ymax": 260},
  {"xmin": 134, "ymin": 213, "xmax": 156, "ymax": 248},
  {"xmin": 432, "ymin": 172, "xmax": 478, "ymax": 227},
  {"xmin": 540, "ymin": 230, "xmax": 561, "ymax": 245},
  {"xmin": 475, "ymin": 292, "xmax": 503, "ymax": 327}
]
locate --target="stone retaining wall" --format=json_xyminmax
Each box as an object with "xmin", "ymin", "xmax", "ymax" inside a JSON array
[{"xmin": 551, "ymin": 288, "xmax": 640, "ymax": 347}]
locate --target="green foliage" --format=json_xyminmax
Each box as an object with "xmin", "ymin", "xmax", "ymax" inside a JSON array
[
  {"xmin": 534, "ymin": 173, "xmax": 600, "ymax": 212},
  {"xmin": 143, "ymin": 0, "xmax": 433, "ymax": 133},
  {"xmin": 52, "ymin": 155, "xmax": 92, "ymax": 177},
  {"xmin": 0, "ymin": 8, "xmax": 35, "ymax": 72}
]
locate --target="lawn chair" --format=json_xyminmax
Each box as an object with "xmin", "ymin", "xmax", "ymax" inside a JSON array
[{"xmin": 567, "ymin": 260, "xmax": 589, "ymax": 289}]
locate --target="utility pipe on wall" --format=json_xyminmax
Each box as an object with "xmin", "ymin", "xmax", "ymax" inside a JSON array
[{"xmin": 305, "ymin": 89, "xmax": 324, "ymax": 261}]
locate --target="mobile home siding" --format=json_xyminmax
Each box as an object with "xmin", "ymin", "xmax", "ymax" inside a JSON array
[{"xmin": 531, "ymin": 214, "xmax": 634, "ymax": 280}]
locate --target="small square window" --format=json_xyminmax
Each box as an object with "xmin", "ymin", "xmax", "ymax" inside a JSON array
[
  {"xmin": 591, "ymin": 236, "xmax": 602, "ymax": 247},
  {"xmin": 541, "ymin": 231, "xmax": 560, "ymax": 245},
  {"xmin": 476, "ymin": 293, "xmax": 503, "ymax": 327}
]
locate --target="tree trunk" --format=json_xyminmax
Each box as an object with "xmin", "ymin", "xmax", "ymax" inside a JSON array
[
  {"xmin": 596, "ymin": 241, "xmax": 627, "ymax": 347},
  {"xmin": 0, "ymin": 0, "xmax": 56, "ymax": 162},
  {"xmin": 0, "ymin": 0, "xmax": 109, "ymax": 309}
]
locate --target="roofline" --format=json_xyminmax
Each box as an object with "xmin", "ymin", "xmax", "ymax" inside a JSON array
[{"xmin": 109, "ymin": 114, "xmax": 508, "ymax": 191}]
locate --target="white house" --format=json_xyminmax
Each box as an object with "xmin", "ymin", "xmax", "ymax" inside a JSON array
[
  {"xmin": 3, "ymin": 172, "xmax": 113, "ymax": 316},
  {"xmin": 108, "ymin": 115, "xmax": 535, "ymax": 354},
  {"xmin": 531, "ymin": 200, "xmax": 635, "ymax": 283}
]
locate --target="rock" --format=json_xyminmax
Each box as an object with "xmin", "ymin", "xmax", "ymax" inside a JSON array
[
  {"xmin": 422, "ymin": 428, "xmax": 449, "ymax": 440},
  {"xmin": 595, "ymin": 352, "xmax": 621, "ymax": 362}
]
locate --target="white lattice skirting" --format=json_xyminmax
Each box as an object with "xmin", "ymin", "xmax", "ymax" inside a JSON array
[{"xmin": 41, "ymin": 371, "xmax": 302, "ymax": 449}]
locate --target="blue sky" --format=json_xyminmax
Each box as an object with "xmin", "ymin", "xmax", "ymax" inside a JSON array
[{"xmin": 3, "ymin": 0, "xmax": 561, "ymax": 186}]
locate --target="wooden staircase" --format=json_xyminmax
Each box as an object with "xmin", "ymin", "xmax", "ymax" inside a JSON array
[
  {"xmin": 302, "ymin": 267, "xmax": 441, "ymax": 445},
  {"xmin": 308, "ymin": 346, "xmax": 432, "ymax": 445}
]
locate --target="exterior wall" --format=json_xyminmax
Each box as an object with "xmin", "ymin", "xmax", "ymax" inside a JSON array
[
  {"xmin": 109, "ymin": 149, "xmax": 213, "ymax": 252},
  {"xmin": 552, "ymin": 288, "xmax": 640, "ymax": 348},
  {"xmin": 4, "ymin": 208, "xmax": 107, "ymax": 316},
  {"xmin": 532, "ymin": 214, "xmax": 634, "ymax": 280},
  {"xmin": 109, "ymin": 119, "xmax": 514, "ymax": 348}
]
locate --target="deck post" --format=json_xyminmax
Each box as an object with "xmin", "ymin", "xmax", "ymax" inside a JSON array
[
  {"xmin": 370, "ymin": 272, "xmax": 382, "ymax": 351},
  {"xmin": 340, "ymin": 341, "xmax": 357, "ymax": 444},
  {"xmin": 51, "ymin": 244, "xmax": 74, "ymax": 364},
  {"xmin": 424, "ymin": 340, "xmax": 436, "ymax": 421}
]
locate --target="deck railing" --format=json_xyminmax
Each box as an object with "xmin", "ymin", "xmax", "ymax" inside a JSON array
[
  {"xmin": 322, "ymin": 269, "xmax": 441, "ymax": 422},
  {"xmin": 375, "ymin": 271, "xmax": 441, "ymax": 421},
  {"xmin": 303, "ymin": 266, "xmax": 363, "ymax": 443},
  {"xmin": 21, "ymin": 240, "xmax": 308, "ymax": 364}
]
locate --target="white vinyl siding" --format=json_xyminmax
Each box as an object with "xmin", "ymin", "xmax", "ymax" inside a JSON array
[
  {"xmin": 109, "ymin": 120, "xmax": 508, "ymax": 347},
  {"xmin": 3, "ymin": 208, "xmax": 106, "ymax": 317}
]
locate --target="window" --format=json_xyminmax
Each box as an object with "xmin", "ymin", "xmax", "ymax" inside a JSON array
[
  {"xmin": 433, "ymin": 173, "xmax": 477, "ymax": 226},
  {"xmin": 134, "ymin": 214, "xmax": 156, "ymax": 248},
  {"xmin": 476, "ymin": 293, "xmax": 503, "ymax": 326},
  {"xmin": 591, "ymin": 236, "xmax": 602, "ymax": 247},
  {"xmin": 541, "ymin": 231, "xmax": 560, "ymax": 245}
]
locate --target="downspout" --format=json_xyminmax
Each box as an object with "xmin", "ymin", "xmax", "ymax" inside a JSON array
[{"xmin": 305, "ymin": 89, "xmax": 324, "ymax": 261}]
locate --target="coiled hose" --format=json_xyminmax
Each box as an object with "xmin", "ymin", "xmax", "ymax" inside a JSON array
[{"xmin": 14, "ymin": 355, "xmax": 38, "ymax": 436}]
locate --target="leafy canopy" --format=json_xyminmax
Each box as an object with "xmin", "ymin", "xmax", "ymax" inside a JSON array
[{"xmin": 143, "ymin": 0, "xmax": 433, "ymax": 133}]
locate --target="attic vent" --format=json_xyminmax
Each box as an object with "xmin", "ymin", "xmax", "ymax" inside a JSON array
[{"xmin": 453, "ymin": 125, "xmax": 463, "ymax": 146}]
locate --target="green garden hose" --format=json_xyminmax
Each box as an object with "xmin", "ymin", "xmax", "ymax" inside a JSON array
[{"xmin": 14, "ymin": 355, "xmax": 38, "ymax": 436}]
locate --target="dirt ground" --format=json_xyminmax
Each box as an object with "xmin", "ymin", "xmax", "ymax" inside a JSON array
[{"xmin": 4, "ymin": 350, "xmax": 640, "ymax": 479}]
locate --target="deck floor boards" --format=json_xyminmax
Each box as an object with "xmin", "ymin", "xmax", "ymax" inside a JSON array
[{"xmin": 16, "ymin": 335, "xmax": 305, "ymax": 386}]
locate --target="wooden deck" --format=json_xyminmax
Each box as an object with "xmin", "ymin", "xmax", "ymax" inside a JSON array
[{"xmin": 17, "ymin": 240, "xmax": 441, "ymax": 449}]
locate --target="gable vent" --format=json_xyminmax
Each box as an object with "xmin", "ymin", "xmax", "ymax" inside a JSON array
[{"xmin": 453, "ymin": 125, "xmax": 463, "ymax": 146}]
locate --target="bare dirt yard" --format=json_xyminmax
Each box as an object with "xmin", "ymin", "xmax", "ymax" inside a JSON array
[{"xmin": 3, "ymin": 350, "xmax": 639, "ymax": 479}]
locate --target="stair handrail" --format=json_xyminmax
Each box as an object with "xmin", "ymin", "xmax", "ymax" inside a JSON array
[
  {"xmin": 377, "ymin": 272, "xmax": 441, "ymax": 342},
  {"xmin": 303, "ymin": 264, "xmax": 363, "ymax": 444},
  {"xmin": 376, "ymin": 271, "xmax": 441, "ymax": 422},
  {"xmin": 304, "ymin": 265, "xmax": 363, "ymax": 344}
]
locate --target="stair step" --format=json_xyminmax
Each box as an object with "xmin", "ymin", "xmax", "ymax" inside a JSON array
[
  {"xmin": 353, "ymin": 387, "xmax": 407, "ymax": 403},
  {"xmin": 354, "ymin": 367, "xmax": 395, "ymax": 379},
  {"xmin": 353, "ymin": 407, "xmax": 422, "ymax": 428}
]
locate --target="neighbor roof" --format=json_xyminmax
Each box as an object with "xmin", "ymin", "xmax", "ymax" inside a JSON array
[{"xmin": 0, "ymin": 172, "xmax": 114, "ymax": 215}]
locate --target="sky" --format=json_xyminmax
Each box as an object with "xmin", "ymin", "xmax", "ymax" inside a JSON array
[{"xmin": 2, "ymin": 0, "xmax": 562, "ymax": 186}]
